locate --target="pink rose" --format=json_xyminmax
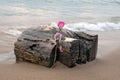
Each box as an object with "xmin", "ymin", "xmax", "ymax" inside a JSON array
[
  {"xmin": 53, "ymin": 32, "xmax": 63, "ymax": 52},
  {"xmin": 58, "ymin": 21, "xmax": 65, "ymax": 28},
  {"xmin": 54, "ymin": 32, "xmax": 63, "ymax": 44}
]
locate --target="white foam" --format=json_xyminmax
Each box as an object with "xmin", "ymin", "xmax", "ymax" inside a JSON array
[
  {"xmin": 51, "ymin": 22, "xmax": 120, "ymax": 31},
  {"xmin": 2, "ymin": 22, "xmax": 120, "ymax": 37},
  {"xmin": 4, "ymin": 29, "xmax": 22, "ymax": 37}
]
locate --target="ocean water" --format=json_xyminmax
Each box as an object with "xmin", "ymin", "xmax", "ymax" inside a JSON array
[
  {"xmin": 0, "ymin": 51, "xmax": 15, "ymax": 64},
  {"xmin": 0, "ymin": 0, "xmax": 120, "ymax": 33}
]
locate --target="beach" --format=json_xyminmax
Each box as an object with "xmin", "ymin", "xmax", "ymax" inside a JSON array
[
  {"xmin": 0, "ymin": 30, "xmax": 120, "ymax": 80},
  {"xmin": 0, "ymin": 0, "xmax": 120, "ymax": 80}
]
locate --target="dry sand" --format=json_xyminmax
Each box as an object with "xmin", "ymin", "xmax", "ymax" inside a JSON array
[{"xmin": 0, "ymin": 30, "xmax": 120, "ymax": 80}]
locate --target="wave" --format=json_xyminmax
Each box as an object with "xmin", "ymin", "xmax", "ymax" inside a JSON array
[
  {"xmin": 4, "ymin": 29, "xmax": 22, "ymax": 37},
  {"xmin": 1, "ymin": 26, "xmax": 29, "ymax": 37},
  {"xmin": 51, "ymin": 22, "xmax": 120, "ymax": 31},
  {"xmin": 1, "ymin": 22, "xmax": 120, "ymax": 37}
]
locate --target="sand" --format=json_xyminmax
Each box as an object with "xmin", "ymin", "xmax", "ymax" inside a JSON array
[{"xmin": 0, "ymin": 30, "xmax": 120, "ymax": 80}]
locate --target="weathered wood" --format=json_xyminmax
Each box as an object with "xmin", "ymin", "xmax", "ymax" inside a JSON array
[
  {"xmin": 14, "ymin": 26, "xmax": 56, "ymax": 67},
  {"xmin": 14, "ymin": 25, "xmax": 98, "ymax": 68},
  {"xmin": 59, "ymin": 40, "xmax": 80, "ymax": 67}
]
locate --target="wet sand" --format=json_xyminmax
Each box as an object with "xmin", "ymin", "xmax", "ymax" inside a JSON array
[
  {"xmin": 0, "ymin": 30, "xmax": 120, "ymax": 80},
  {"xmin": 0, "ymin": 31, "xmax": 16, "ymax": 54}
]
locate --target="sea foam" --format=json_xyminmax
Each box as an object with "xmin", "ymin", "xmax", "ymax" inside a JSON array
[
  {"xmin": 2, "ymin": 22, "xmax": 120, "ymax": 37},
  {"xmin": 4, "ymin": 29, "xmax": 22, "ymax": 37},
  {"xmin": 51, "ymin": 22, "xmax": 120, "ymax": 31}
]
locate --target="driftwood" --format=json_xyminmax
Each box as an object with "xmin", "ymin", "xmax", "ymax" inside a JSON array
[{"xmin": 14, "ymin": 26, "xmax": 98, "ymax": 68}]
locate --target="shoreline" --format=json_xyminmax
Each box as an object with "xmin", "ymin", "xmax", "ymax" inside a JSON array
[{"xmin": 0, "ymin": 29, "xmax": 120, "ymax": 80}]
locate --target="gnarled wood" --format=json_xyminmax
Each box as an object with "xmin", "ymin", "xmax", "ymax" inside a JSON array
[{"xmin": 14, "ymin": 25, "xmax": 98, "ymax": 68}]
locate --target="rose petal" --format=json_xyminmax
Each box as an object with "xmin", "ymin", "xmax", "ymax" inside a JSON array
[
  {"xmin": 58, "ymin": 21, "xmax": 65, "ymax": 28},
  {"xmin": 59, "ymin": 46, "xmax": 63, "ymax": 52}
]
